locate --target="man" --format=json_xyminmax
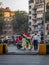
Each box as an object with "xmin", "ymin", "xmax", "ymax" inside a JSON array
[{"xmin": 33, "ymin": 33, "xmax": 39, "ymax": 50}]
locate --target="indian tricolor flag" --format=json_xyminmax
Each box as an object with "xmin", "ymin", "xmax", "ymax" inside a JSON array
[{"xmin": 22, "ymin": 32, "xmax": 32, "ymax": 45}]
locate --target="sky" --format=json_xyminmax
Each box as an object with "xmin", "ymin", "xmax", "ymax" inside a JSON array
[{"xmin": 0, "ymin": 0, "xmax": 29, "ymax": 13}]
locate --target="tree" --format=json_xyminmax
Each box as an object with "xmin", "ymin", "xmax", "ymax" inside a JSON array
[
  {"xmin": 12, "ymin": 11, "xmax": 28, "ymax": 34},
  {"xmin": 45, "ymin": 2, "xmax": 49, "ymax": 22},
  {"xmin": 0, "ymin": 8, "xmax": 3, "ymax": 17},
  {"xmin": 45, "ymin": 12, "xmax": 49, "ymax": 21},
  {"xmin": 46, "ymin": 2, "xmax": 49, "ymax": 10},
  {"xmin": 0, "ymin": 2, "xmax": 2, "ymax": 6},
  {"xmin": 0, "ymin": 11, "xmax": 3, "ymax": 17}
]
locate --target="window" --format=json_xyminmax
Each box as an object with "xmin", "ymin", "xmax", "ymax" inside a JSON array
[
  {"xmin": 34, "ymin": 15, "xmax": 36, "ymax": 18},
  {"xmin": 29, "ymin": 16, "xmax": 31, "ymax": 19},
  {"xmin": 40, "ymin": 0, "xmax": 44, "ymax": 3},
  {"xmin": 47, "ymin": 24, "xmax": 49, "ymax": 30},
  {"xmin": 33, "ymin": 18, "xmax": 36, "ymax": 22},
  {"xmin": 4, "ymin": 31, "xmax": 6, "ymax": 34},
  {"xmin": 29, "ymin": 11, "xmax": 31, "ymax": 14},
  {"xmin": 34, "ymin": 20, "xmax": 37, "ymax": 23},
  {"xmin": 29, "ymin": 22, "xmax": 31, "ymax": 25},
  {"xmin": 35, "ymin": 0, "xmax": 39, "ymax": 4},
  {"xmin": 47, "ymin": 31, "xmax": 49, "ymax": 35},
  {"xmin": 8, "ymin": 26, "xmax": 11, "ymax": 29},
  {"xmin": 29, "ymin": 27, "xmax": 32, "ymax": 31},
  {"xmin": 37, "ymin": 11, "xmax": 43, "ymax": 14},
  {"xmin": 8, "ymin": 31, "xmax": 11, "ymax": 34},
  {"xmin": 29, "ymin": 6, "xmax": 31, "ymax": 9}
]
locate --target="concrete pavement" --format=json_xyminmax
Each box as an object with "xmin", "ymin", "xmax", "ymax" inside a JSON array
[{"xmin": 7, "ymin": 44, "xmax": 39, "ymax": 55}]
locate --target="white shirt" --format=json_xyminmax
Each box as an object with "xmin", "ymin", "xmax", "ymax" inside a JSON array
[
  {"xmin": 33, "ymin": 35, "xmax": 38, "ymax": 40},
  {"xmin": 38, "ymin": 35, "xmax": 41, "ymax": 43}
]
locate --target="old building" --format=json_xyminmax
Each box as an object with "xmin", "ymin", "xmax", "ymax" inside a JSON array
[
  {"xmin": 45, "ymin": 0, "xmax": 49, "ymax": 37},
  {"xmin": 0, "ymin": 7, "xmax": 15, "ymax": 36},
  {"xmin": 28, "ymin": 0, "xmax": 49, "ymax": 34},
  {"xmin": 28, "ymin": 0, "xmax": 45, "ymax": 34}
]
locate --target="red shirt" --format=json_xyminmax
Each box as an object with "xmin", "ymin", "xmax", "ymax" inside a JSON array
[
  {"xmin": 16, "ymin": 38, "xmax": 19, "ymax": 43},
  {"xmin": 19, "ymin": 36, "xmax": 22, "ymax": 40}
]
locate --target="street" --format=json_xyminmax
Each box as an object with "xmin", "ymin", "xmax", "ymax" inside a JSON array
[
  {"xmin": 8, "ymin": 44, "xmax": 38, "ymax": 54},
  {"xmin": 0, "ymin": 0, "xmax": 49, "ymax": 65},
  {"xmin": 0, "ymin": 55, "xmax": 49, "ymax": 65}
]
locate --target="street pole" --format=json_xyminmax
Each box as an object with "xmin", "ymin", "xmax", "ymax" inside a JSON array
[{"xmin": 43, "ymin": 0, "xmax": 45, "ymax": 43}]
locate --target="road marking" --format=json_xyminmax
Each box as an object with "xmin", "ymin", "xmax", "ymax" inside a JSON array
[
  {"xmin": 0, "ymin": 56, "xmax": 42, "ymax": 59},
  {"xmin": 0, "ymin": 62, "xmax": 40, "ymax": 64},
  {"xmin": 0, "ymin": 58, "xmax": 41, "ymax": 62}
]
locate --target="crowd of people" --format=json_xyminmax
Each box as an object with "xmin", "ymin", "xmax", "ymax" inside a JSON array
[
  {"xmin": 0, "ymin": 33, "xmax": 41, "ymax": 51},
  {"xmin": 21, "ymin": 33, "xmax": 41, "ymax": 50}
]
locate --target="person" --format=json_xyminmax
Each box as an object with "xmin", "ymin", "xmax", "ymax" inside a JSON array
[
  {"xmin": 3, "ymin": 39, "xmax": 8, "ymax": 44},
  {"xmin": 12, "ymin": 36, "xmax": 16, "ymax": 45},
  {"xmin": 19, "ymin": 35, "xmax": 22, "ymax": 40},
  {"xmin": 37, "ymin": 34, "xmax": 41, "ymax": 44},
  {"xmin": 22, "ymin": 33, "xmax": 32, "ymax": 50},
  {"xmin": 0, "ymin": 39, "xmax": 2, "ymax": 44},
  {"xmin": 21, "ymin": 34, "xmax": 26, "ymax": 50},
  {"xmin": 32, "ymin": 33, "xmax": 39, "ymax": 50}
]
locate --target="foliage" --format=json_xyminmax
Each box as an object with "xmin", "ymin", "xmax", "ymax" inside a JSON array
[
  {"xmin": 0, "ymin": 11, "xmax": 3, "ymax": 17},
  {"xmin": 45, "ymin": 2, "xmax": 49, "ymax": 22},
  {"xmin": 45, "ymin": 12, "xmax": 49, "ymax": 21},
  {"xmin": 46, "ymin": 2, "xmax": 49, "ymax": 10},
  {"xmin": 12, "ymin": 11, "xmax": 28, "ymax": 34},
  {"xmin": 0, "ymin": 2, "xmax": 2, "ymax": 6}
]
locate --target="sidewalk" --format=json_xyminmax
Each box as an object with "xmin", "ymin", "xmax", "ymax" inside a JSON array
[{"xmin": 7, "ymin": 44, "xmax": 38, "ymax": 55}]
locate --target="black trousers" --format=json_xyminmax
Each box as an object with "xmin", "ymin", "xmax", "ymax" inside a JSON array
[{"xmin": 33, "ymin": 40, "xmax": 38, "ymax": 50}]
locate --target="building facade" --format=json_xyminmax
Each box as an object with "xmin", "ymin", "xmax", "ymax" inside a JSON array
[
  {"xmin": 0, "ymin": 7, "xmax": 15, "ymax": 36},
  {"xmin": 45, "ymin": 0, "xmax": 49, "ymax": 36},
  {"xmin": 28, "ymin": 0, "xmax": 46, "ymax": 34}
]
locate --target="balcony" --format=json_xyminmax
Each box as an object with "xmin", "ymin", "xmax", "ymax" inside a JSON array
[
  {"xmin": 37, "ymin": 14, "xmax": 43, "ymax": 18},
  {"xmin": 37, "ymin": 8, "xmax": 44, "ymax": 12},
  {"xmin": 32, "ymin": 23, "xmax": 38, "ymax": 26},
  {"xmin": 32, "ymin": 12, "xmax": 37, "ymax": 15},
  {"xmin": 46, "ymin": 24, "xmax": 49, "ymax": 30},
  {"xmin": 37, "ymin": 20, "xmax": 42, "ymax": 24},
  {"xmin": 34, "ymin": 28, "xmax": 38, "ymax": 32},
  {"xmin": 32, "ymin": 16, "xmax": 37, "ymax": 20},
  {"xmin": 32, "ymin": 19, "xmax": 37, "ymax": 22},
  {"xmin": 32, "ymin": 13, "xmax": 37, "ymax": 15},
  {"xmin": 29, "ymin": 0, "xmax": 34, "ymax": 4}
]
